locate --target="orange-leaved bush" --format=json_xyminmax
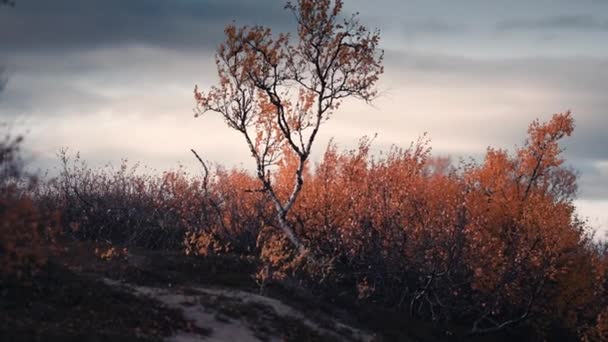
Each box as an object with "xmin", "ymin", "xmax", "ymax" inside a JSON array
[
  {"xmin": 270, "ymin": 112, "xmax": 602, "ymax": 337},
  {"xmin": 36, "ymin": 111, "xmax": 605, "ymax": 338}
]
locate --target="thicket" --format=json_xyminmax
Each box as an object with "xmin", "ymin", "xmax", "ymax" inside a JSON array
[{"xmin": 2, "ymin": 112, "xmax": 606, "ymax": 339}]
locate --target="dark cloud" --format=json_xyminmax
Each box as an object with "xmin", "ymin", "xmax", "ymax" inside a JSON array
[
  {"xmin": 0, "ymin": 0, "xmax": 290, "ymax": 54},
  {"xmin": 497, "ymin": 14, "xmax": 608, "ymax": 32},
  {"xmin": 0, "ymin": 67, "xmax": 6, "ymax": 93}
]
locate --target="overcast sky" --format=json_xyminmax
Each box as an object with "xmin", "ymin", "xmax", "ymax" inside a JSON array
[{"xmin": 1, "ymin": 0, "xmax": 607, "ymax": 236}]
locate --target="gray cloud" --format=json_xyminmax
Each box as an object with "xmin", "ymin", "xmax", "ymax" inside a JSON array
[
  {"xmin": 386, "ymin": 52, "xmax": 608, "ymax": 98},
  {"xmin": 403, "ymin": 20, "xmax": 468, "ymax": 36},
  {"xmin": 497, "ymin": 15, "xmax": 608, "ymax": 32},
  {"xmin": 382, "ymin": 50, "xmax": 608, "ymax": 164},
  {"xmin": 0, "ymin": 0, "xmax": 289, "ymax": 54},
  {"xmin": 574, "ymin": 160, "xmax": 608, "ymax": 200},
  {"xmin": 0, "ymin": 67, "xmax": 6, "ymax": 93}
]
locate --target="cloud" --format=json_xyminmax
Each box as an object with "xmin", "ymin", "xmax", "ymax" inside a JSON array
[
  {"xmin": 3, "ymin": 45, "xmax": 606, "ymax": 167},
  {"xmin": 0, "ymin": 45, "xmax": 219, "ymax": 118},
  {"xmin": 0, "ymin": 67, "xmax": 6, "ymax": 94},
  {"xmin": 574, "ymin": 199, "xmax": 608, "ymax": 239},
  {"xmin": 380, "ymin": 50, "xmax": 608, "ymax": 160},
  {"xmin": 575, "ymin": 160, "xmax": 608, "ymax": 200},
  {"xmin": 497, "ymin": 15, "xmax": 608, "ymax": 32},
  {"xmin": 0, "ymin": 0, "xmax": 290, "ymax": 54},
  {"xmin": 402, "ymin": 20, "xmax": 468, "ymax": 36}
]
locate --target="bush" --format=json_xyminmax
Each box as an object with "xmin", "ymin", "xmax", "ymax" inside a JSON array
[
  {"xmin": 41, "ymin": 150, "xmax": 266, "ymax": 252},
  {"xmin": 22, "ymin": 113, "xmax": 607, "ymax": 339},
  {"xmin": 0, "ymin": 132, "xmax": 58, "ymax": 280}
]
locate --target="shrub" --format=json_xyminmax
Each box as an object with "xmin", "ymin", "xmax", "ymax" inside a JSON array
[
  {"xmin": 25, "ymin": 113, "xmax": 607, "ymax": 339},
  {"xmin": 0, "ymin": 133, "xmax": 58, "ymax": 280}
]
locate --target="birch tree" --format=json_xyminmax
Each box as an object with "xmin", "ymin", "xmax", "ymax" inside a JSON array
[{"xmin": 194, "ymin": 0, "xmax": 383, "ymax": 252}]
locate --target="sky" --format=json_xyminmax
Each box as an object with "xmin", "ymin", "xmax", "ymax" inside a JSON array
[{"xmin": 0, "ymin": 0, "xmax": 607, "ymax": 237}]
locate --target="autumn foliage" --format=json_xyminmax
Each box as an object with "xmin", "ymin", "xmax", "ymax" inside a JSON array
[{"xmin": 181, "ymin": 112, "xmax": 605, "ymax": 338}]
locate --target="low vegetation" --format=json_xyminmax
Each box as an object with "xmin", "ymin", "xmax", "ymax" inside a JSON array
[{"xmin": 1, "ymin": 111, "xmax": 607, "ymax": 340}]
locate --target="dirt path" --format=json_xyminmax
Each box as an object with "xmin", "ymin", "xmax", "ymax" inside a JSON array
[{"xmin": 104, "ymin": 279, "xmax": 374, "ymax": 342}]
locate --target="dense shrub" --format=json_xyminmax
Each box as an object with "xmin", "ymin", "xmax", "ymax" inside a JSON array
[
  {"xmin": 28, "ymin": 113, "xmax": 608, "ymax": 339},
  {"xmin": 41, "ymin": 150, "xmax": 266, "ymax": 252},
  {"xmin": 275, "ymin": 113, "xmax": 606, "ymax": 338},
  {"xmin": 190, "ymin": 112, "xmax": 607, "ymax": 338}
]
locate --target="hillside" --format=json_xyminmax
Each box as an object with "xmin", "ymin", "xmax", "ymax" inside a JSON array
[{"xmin": 1, "ymin": 241, "xmax": 495, "ymax": 342}]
